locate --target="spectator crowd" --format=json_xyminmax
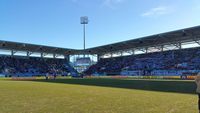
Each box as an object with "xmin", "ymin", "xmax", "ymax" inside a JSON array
[
  {"xmin": 85, "ymin": 47, "xmax": 200, "ymax": 76},
  {"xmin": 0, "ymin": 56, "xmax": 76, "ymax": 77}
]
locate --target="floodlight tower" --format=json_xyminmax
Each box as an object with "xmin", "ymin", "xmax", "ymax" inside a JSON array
[{"xmin": 80, "ymin": 16, "xmax": 88, "ymax": 57}]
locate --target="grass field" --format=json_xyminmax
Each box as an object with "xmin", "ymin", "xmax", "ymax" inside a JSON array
[{"xmin": 0, "ymin": 78, "xmax": 198, "ymax": 113}]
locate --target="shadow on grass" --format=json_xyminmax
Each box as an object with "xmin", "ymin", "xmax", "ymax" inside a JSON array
[{"xmin": 32, "ymin": 78, "xmax": 197, "ymax": 94}]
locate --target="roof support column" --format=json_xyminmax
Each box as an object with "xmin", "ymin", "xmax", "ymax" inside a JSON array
[
  {"xmin": 11, "ymin": 50, "xmax": 17, "ymax": 56},
  {"xmin": 27, "ymin": 51, "xmax": 30, "ymax": 57},
  {"xmin": 41, "ymin": 53, "xmax": 44, "ymax": 58},
  {"xmin": 174, "ymin": 43, "xmax": 182, "ymax": 49},
  {"xmin": 53, "ymin": 54, "xmax": 56, "ymax": 59},
  {"xmin": 120, "ymin": 51, "xmax": 123, "ymax": 56},
  {"xmin": 97, "ymin": 54, "xmax": 101, "ymax": 61},
  {"xmin": 132, "ymin": 50, "xmax": 135, "ymax": 55},
  {"xmin": 111, "ymin": 53, "xmax": 113, "ymax": 58},
  {"xmin": 64, "ymin": 55, "xmax": 70, "ymax": 62},
  {"xmin": 145, "ymin": 47, "xmax": 148, "ymax": 54},
  {"xmin": 179, "ymin": 42, "xmax": 182, "ymax": 49},
  {"xmin": 161, "ymin": 45, "xmax": 164, "ymax": 52},
  {"xmin": 11, "ymin": 50, "xmax": 14, "ymax": 56}
]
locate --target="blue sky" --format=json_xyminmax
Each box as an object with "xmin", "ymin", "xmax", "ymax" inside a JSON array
[{"xmin": 0, "ymin": 0, "xmax": 200, "ymax": 49}]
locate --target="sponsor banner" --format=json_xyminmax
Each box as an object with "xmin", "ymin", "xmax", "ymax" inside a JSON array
[
  {"xmin": 181, "ymin": 75, "xmax": 196, "ymax": 80},
  {"xmin": 89, "ymin": 75, "xmax": 196, "ymax": 80},
  {"xmin": 186, "ymin": 76, "xmax": 196, "ymax": 80},
  {"xmin": 111, "ymin": 76, "xmax": 129, "ymax": 79},
  {"xmin": 8, "ymin": 75, "xmax": 197, "ymax": 80},
  {"xmin": 163, "ymin": 76, "xmax": 181, "ymax": 79},
  {"xmin": 12, "ymin": 77, "xmax": 37, "ymax": 80}
]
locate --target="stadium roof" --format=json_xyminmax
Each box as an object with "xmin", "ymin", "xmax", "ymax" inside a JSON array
[
  {"xmin": 0, "ymin": 40, "xmax": 79, "ymax": 55},
  {"xmin": 1, "ymin": 25, "xmax": 200, "ymax": 55},
  {"xmin": 84, "ymin": 25, "xmax": 200, "ymax": 55}
]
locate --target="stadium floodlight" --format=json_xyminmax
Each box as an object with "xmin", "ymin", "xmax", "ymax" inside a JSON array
[
  {"xmin": 80, "ymin": 16, "xmax": 89, "ymax": 57},
  {"xmin": 80, "ymin": 16, "xmax": 88, "ymax": 24}
]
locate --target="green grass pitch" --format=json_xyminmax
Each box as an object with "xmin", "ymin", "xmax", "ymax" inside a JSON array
[{"xmin": 0, "ymin": 78, "xmax": 198, "ymax": 113}]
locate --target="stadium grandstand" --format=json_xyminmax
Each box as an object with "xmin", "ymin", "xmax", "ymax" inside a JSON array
[
  {"xmin": 0, "ymin": 40, "xmax": 79, "ymax": 77},
  {"xmin": 0, "ymin": 25, "xmax": 200, "ymax": 77},
  {"xmin": 84, "ymin": 25, "xmax": 200, "ymax": 77}
]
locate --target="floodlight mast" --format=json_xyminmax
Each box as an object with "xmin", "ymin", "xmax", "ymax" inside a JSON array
[{"xmin": 80, "ymin": 16, "xmax": 88, "ymax": 57}]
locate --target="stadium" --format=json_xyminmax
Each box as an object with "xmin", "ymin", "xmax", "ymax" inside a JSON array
[
  {"xmin": 1, "ymin": 25, "xmax": 200, "ymax": 79},
  {"xmin": 0, "ymin": 1, "xmax": 200, "ymax": 113}
]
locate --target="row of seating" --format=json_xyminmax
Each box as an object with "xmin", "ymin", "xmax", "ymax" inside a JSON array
[
  {"xmin": 0, "ymin": 56, "xmax": 77, "ymax": 76},
  {"xmin": 85, "ymin": 47, "xmax": 200, "ymax": 75}
]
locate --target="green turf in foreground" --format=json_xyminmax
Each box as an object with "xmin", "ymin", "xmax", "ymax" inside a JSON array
[{"xmin": 0, "ymin": 78, "xmax": 198, "ymax": 113}]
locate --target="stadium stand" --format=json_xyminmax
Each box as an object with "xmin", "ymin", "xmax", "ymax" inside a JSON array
[
  {"xmin": 0, "ymin": 26, "xmax": 200, "ymax": 77},
  {"xmin": 0, "ymin": 56, "xmax": 77, "ymax": 77},
  {"xmin": 84, "ymin": 47, "xmax": 200, "ymax": 76}
]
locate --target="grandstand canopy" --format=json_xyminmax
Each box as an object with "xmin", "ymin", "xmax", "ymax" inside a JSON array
[
  {"xmin": 83, "ymin": 25, "xmax": 200, "ymax": 55},
  {"xmin": 0, "ymin": 25, "xmax": 200, "ymax": 56},
  {"xmin": 0, "ymin": 40, "xmax": 79, "ymax": 55}
]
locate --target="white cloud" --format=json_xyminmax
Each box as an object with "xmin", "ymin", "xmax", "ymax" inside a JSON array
[
  {"xmin": 141, "ymin": 6, "xmax": 172, "ymax": 17},
  {"xmin": 103, "ymin": 0, "xmax": 125, "ymax": 9}
]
